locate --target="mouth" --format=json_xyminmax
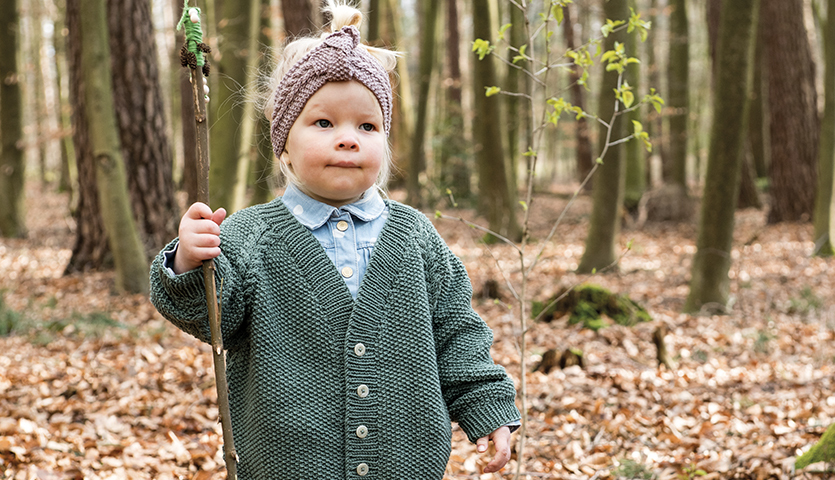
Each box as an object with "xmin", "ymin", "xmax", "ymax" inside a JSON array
[{"xmin": 330, "ymin": 161, "xmax": 360, "ymax": 168}]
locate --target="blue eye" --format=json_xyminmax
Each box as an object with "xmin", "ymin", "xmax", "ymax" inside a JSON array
[
  {"xmin": 315, "ymin": 119, "xmax": 331, "ymax": 128},
  {"xmin": 360, "ymin": 123, "xmax": 375, "ymax": 132}
]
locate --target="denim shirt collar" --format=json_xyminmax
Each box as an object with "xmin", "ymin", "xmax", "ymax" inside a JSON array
[{"xmin": 281, "ymin": 183, "xmax": 386, "ymax": 230}]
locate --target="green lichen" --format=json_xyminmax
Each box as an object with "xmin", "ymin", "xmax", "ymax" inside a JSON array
[{"xmin": 796, "ymin": 423, "xmax": 835, "ymax": 470}]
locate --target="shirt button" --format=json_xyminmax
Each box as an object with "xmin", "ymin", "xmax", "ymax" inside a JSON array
[
  {"xmin": 341, "ymin": 266, "xmax": 354, "ymax": 278},
  {"xmin": 357, "ymin": 384, "xmax": 369, "ymax": 398},
  {"xmin": 354, "ymin": 343, "xmax": 366, "ymax": 356},
  {"xmin": 356, "ymin": 425, "xmax": 368, "ymax": 438},
  {"xmin": 357, "ymin": 463, "xmax": 369, "ymax": 476},
  {"xmin": 337, "ymin": 220, "xmax": 349, "ymax": 231}
]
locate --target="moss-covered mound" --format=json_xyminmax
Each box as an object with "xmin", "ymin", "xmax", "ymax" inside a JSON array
[{"xmin": 531, "ymin": 283, "xmax": 652, "ymax": 331}]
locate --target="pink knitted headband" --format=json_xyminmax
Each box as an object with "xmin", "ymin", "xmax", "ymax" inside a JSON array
[{"xmin": 270, "ymin": 25, "xmax": 393, "ymax": 159}]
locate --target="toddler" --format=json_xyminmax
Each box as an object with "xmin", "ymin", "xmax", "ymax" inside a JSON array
[{"xmin": 150, "ymin": 3, "xmax": 520, "ymax": 478}]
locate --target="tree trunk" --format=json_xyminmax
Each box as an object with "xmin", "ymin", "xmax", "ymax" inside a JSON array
[
  {"xmin": 563, "ymin": 4, "xmax": 593, "ymax": 189},
  {"xmin": 646, "ymin": 0, "xmax": 663, "ymax": 186},
  {"xmin": 53, "ymin": 0, "xmax": 76, "ymax": 197},
  {"xmin": 813, "ymin": 0, "xmax": 835, "ymax": 256},
  {"xmin": 623, "ymin": 0, "xmax": 645, "ymax": 212},
  {"xmin": 666, "ymin": 0, "xmax": 688, "ymax": 190},
  {"xmin": 504, "ymin": 3, "xmax": 527, "ymax": 193},
  {"xmin": 281, "ymin": 0, "xmax": 315, "ymax": 37},
  {"xmin": 406, "ymin": 0, "xmax": 440, "ymax": 207},
  {"xmin": 707, "ymin": 0, "xmax": 763, "ymax": 210},
  {"xmin": 107, "ymin": 0, "xmax": 178, "ymax": 255},
  {"xmin": 577, "ymin": 0, "xmax": 630, "ymax": 274},
  {"xmin": 367, "ymin": 0, "xmax": 380, "ymax": 43},
  {"xmin": 472, "ymin": 0, "xmax": 520, "ymax": 240},
  {"xmin": 381, "ymin": 0, "xmax": 413, "ymax": 189},
  {"xmin": 210, "ymin": 0, "xmax": 254, "ymax": 212},
  {"xmin": 251, "ymin": 1, "xmax": 275, "ymax": 206},
  {"xmin": 0, "ymin": 0, "xmax": 25, "ymax": 238},
  {"xmin": 762, "ymin": 0, "xmax": 818, "ymax": 223},
  {"xmin": 684, "ymin": 0, "xmax": 760, "ymax": 313},
  {"xmin": 78, "ymin": 0, "xmax": 149, "ymax": 294},
  {"xmin": 66, "ymin": 0, "xmax": 110, "ymax": 272},
  {"xmin": 439, "ymin": 0, "xmax": 470, "ymax": 202}
]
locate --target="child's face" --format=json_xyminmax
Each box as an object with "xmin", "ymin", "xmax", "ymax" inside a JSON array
[{"xmin": 284, "ymin": 80, "xmax": 385, "ymax": 207}]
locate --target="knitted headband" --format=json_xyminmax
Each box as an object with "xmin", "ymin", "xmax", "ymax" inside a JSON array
[{"xmin": 270, "ymin": 25, "xmax": 393, "ymax": 159}]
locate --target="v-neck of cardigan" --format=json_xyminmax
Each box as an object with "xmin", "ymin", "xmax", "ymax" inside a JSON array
[{"xmin": 260, "ymin": 197, "xmax": 416, "ymax": 340}]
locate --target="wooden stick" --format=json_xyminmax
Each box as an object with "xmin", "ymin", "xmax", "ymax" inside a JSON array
[{"xmin": 190, "ymin": 60, "xmax": 239, "ymax": 480}]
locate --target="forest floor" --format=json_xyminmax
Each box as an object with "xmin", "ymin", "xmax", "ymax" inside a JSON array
[{"xmin": 1, "ymin": 183, "xmax": 834, "ymax": 480}]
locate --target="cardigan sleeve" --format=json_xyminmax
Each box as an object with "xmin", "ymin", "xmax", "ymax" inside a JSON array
[
  {"xmin": 149, "ymin": 210, "xmax": 256, "ymax": 349},
  {"xmin": 422, "ymin": 219, "xmax": 521, "ymax": 443}
]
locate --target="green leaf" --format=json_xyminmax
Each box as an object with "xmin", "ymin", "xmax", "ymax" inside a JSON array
[
  {"xmin": 485, "ymin": 86, "xmax": 501, "ymax": 97},
  {"xmin": 622, "ymin": 90, "xmax": 634, "ymax": 108},
  {"xmin": 595, "ymin": 157, "xmax": 603, "ymax": 164},
  {"xmin": 435, "ymin": 210, "xmax": 442, "ymax": 219},
  {"xmin": 519, "ymin": 200, "xmax": 528, "ymax": 211},
  {"xmin": 523, "ymin": 147, "xmax": 537, "ymax": 157},
  {"xmin": 552, "ymin": 4, "xmax": 564, "ymax": 24},
  {"xmin": 512, "ymin": 44, "xmax": 529, "ymax": 64},
  {"xmin": 632, "ymin": 120, "xmax": 643, "ymax": 134},
  {"xmin": 472, "ymin": 39, "xmax": 493, "ymax": 60},
  {"xmin": 498, "ymin": 23, "xmax": 512, "ymax": 41}
]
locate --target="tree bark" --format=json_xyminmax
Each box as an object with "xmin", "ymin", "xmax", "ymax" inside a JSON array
[
  {"xmin": 813, "ymin": 0, "xmax": 835, "ymax": 256},
  {"xmin": 108, "ymin": 0, "xmax": 178, "ymax": 255},
  {"xmin": 210, "ymin": 0, "xmax": 254, "ymax": 212},
  {"xmin": 684, "ymin": 0, "xmax": 760, "ymax": 313},
  {"xmin": 563, "ymin": 4, "xmax": 593, "ymax": 190},
  {"xmin": 0, "ymin": 0, "xmax": 25, "ymax": 238},
  {"xmin": 666, "ymin": 0, "xmax": 688, "ymax": 190},
  {"xmin": 623, "ymin": 0, "xmax": 645, "ymax": 212},
  {"xmin": 406, "ymin": 0, "xmax": 440, "ymax": 207},
  {"xmin": 78, "ymin": 0, "xmax": 149, "ymax": 294},
  {"xmin": 438, "ymin": 0, "xmax": 470, "ymax": 201},
  {"xmin": 281, "ymin": 0, "xmax": 315, "ymax": 37},
  {"xmin": 577, "ymin": 0, "xmax": 630, "ymax": 274},
  {"xmin": 472, "ymin": 0, "xmax": 520, "ymax": 240},
  {"xmin": 762, "ymin": 0, "xmax": 818, "ymax": 223}
]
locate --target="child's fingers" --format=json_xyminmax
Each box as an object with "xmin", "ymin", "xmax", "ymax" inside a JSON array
[
  {"xmin": 185, "ymin": 202, "xmax": 214, "ymax": 220},
  {"xmin": 482, "ymin": 427, "xmax": 512, "ymax": 473},
  {"xmin": 476, "ymin": 436, "xmax": 489, "ymax": 453},
  {"xmin": 211, "ymin": 207, "xmax": 227, "ymax": 226}
]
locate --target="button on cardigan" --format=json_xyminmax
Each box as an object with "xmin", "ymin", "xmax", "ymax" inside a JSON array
[{"xmin": 150, "ymin": 197, "xmax": 520, "ymax": 480}]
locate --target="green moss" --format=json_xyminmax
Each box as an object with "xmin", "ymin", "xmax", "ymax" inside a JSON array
[
  {"xmin": 796, "ymin": 423, "xmax": 835, "ymax": 469},
  {"xmin": 534, "ymin": 283, "xmax": 652, "ymax": 330}
]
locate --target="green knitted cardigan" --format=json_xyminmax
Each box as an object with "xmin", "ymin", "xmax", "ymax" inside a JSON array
[{"xmin": 150, "ymin": 197, "xmax": 520, "ymax": 480}]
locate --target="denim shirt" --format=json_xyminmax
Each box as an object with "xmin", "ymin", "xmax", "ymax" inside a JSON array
[{"xmin": 281, "ymin": 183, "xmax": 388, "ymax": 299}]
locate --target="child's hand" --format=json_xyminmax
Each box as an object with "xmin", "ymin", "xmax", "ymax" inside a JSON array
[
  {"xmin": 477, "ymin": 426, "xmax": 512, "ymax": 473},
  {"xmin": 172, "ymin": 202, "xmax": 227, "ymax": 274}
]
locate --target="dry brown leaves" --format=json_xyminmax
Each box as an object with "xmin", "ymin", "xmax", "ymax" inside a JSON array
[{"xmin": 2, "ymin": 184, "xmax": 834, "ymax": 480}]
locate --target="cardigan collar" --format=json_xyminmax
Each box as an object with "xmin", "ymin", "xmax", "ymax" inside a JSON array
[{"xmin": 281, "ymin": 183, "xmax": 386, "ymax": 230}]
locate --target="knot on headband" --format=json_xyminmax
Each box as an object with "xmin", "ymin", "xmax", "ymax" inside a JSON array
[{"xmin": 270, "ymin": 26, "xmax": 393, "ymax": 160}]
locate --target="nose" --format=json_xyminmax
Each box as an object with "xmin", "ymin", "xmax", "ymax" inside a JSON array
[{"xmin": 336, "ymin": 128, "xmax": 359, "ymax": 150}]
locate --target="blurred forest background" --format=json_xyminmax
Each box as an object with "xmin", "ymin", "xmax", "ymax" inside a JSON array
[{"xmin": 2, "ymin": 0, "xmax": 835, "ymax": 478}]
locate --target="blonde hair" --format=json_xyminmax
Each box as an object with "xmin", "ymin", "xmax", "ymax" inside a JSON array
[{"xmin": 261, "ymin": 0, "xmax": 399, "ymax": 191}]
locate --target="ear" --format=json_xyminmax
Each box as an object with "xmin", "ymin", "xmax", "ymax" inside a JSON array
[{"xmin": 279, "ymin": 151, "xmax": 291, "ymax": 166}]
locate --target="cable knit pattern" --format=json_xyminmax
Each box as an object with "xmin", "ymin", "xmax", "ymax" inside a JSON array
[
  {"xmin": 150, "ymin": 197, "xmax": 520, "ymax": 480},
  {"xmin": 270, "ymin": 25, "xmax": 393, "ymax": 159}
]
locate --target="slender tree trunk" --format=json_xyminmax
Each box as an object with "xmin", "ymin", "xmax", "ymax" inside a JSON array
[
  {"xmin": 762, "ymin": 0, "xmax": 818, "ymax": 223},
  {"xmin": 0, "ymin": 0, "xmax": 25, "ymax": 238},
  {"xmin": 53, "ymin": 0, "xmax": 75, "ymax": 197},
  {"xmin": 504, "ymin": 4, "xmax": 526, "ymax": 193},
  {"xmin": 107, "ymin": 0, "xmax": 178, "ymax": 255},
  {"xmin": 646, "ymin": 0, "xmax": 663, "ymax": 186},
  {"xmin": 381, "ymin": 0, "xmax": 413, "ymax": 189},
  {"xmin": 472, "ymin": 0, "xmax": 520, "ymax": 240},
  {"xmin": 667, "ymin": 0, "xmax": 688, "ymax": 190},
  {"xmin": 684, "ymin": 0, "xmax": 760, "ymax": 313},
  {"xmin": 251, "ymin": 1, "xmax": 275, "ymax": 206},
  {"xmin": 367, "ymin": 0, "xmax": 380, "ymax": 43},
  {"xmin": 623, "ymin": 0, "xmax": 644, "ymax": 212},
  {"xmin": 564, "ymin": 4, "xmax": 593, "ymax": 189},
  {"xmin": 210, "ymin": 0, "xmax": 253, "ymax": 212},
  {"xmin": 577, "ymin": 0, "xmax": 630, "ymax": 274},
  {"xmin": 813, "ymin": 0, "xmax": 835, "ymax": 256},
  {"xmin": 439, "ymin": 0, "xmax": 470, "ymax": 202},
  {"xmin": 79, "ymin": 0, "xmax": 149, "ymax": 294},
  {"xmin": 406, "ymin": 0, "xmax": 440, "ymax": 207}
]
